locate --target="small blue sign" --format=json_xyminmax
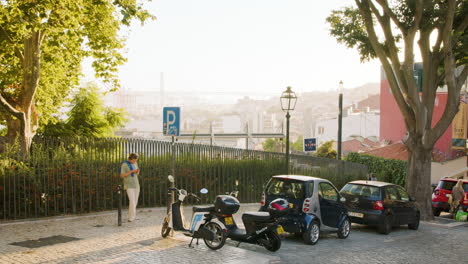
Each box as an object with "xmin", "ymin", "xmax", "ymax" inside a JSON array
[
  {"xmin": 304, "ymin": 138, "xmax": 317, "ymax": 152},
  {"xmin": 163, "ymin": 107, "xmax": 180, "ymax": 136}
]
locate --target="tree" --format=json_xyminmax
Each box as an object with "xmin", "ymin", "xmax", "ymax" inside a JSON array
[
  {"xmin": 40, "ymin": 84, "xmax": 127, "ymax": 137},
  {"xmin": 291, "ymin": 135, "xmax": 304, "ymax": 153},
  {"xmin": 316, "ymin": 141, "xmax": 338, "ymax": 159},
  {"xmin": 262, "ymin": 138, "xmax": 283, "ymax": 152},
  {"xmin": 0, "ymin": 0, "xmax": 153, "ymax": 154},
  {"xmin": 327, "ymin": 0, "xmax": 467, "ymax": 219}
]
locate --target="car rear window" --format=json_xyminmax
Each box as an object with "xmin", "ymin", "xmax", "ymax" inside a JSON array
[
  {"xmin": 437, "ymin": 180, "xmax": 457, "ymax": 191},
  {"xmin": 340, "ymin": 184, "xmax": 381, "ymax": 200},
  {"xmin": 266, "ymin": 178, "xmax": 305, "ymax": 199}
]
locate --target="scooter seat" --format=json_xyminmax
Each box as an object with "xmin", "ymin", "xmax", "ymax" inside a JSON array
[
  {"xmin": 192, "ymin": 206, "xmax": 215, "ymax": 213},
  {"xmin": 242, "ymin": 212, "xmax": 271, "ymax": 223}
]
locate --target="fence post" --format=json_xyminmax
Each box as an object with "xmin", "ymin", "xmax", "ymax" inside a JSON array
[
  {"xmin": 117, "ymin": 184, "xmax": 122, "ymax": 226},
  {"xmin": 169, "ymin": 136, "xmax": 175, "ymax": 211}
]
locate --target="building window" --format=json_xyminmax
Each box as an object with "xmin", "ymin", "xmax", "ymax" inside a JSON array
[{"xmin": 318, "ymin": 126, "xmax": 325, "ymax": 135}]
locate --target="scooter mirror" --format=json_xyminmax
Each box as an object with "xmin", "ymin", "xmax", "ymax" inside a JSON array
[
  {"xmin": 200, "ymin": 188, "xmax": 208, "ymax": 194},
  {"xmin": 168, "ymin": 175, "xmax": 175, "ymax": 183}
]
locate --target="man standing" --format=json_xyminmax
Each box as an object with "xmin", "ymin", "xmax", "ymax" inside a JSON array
[{"xmin": 120, "ymin": 153, "xmax": 140, "ymax": 222}]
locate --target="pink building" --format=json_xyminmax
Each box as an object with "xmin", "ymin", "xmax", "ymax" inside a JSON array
[{"xmin": 380, "ymin": 68, "xmax": 464, "ymax": 160}]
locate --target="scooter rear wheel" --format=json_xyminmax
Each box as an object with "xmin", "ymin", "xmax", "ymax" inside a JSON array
[
  {"xmin": 203, "ymin": 222, "xmax": 226, "ymax": 250},
  {"xmin": 262, "ymin": 230, "xmax": 281, "ymax": 252},
  {"xmin": 161, "ymin": 216, "xmax": 171, "ymax": 238}
]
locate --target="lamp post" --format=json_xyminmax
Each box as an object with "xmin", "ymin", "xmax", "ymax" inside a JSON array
[
  {"xmin": 337, "ymin": 81, "xmax": 343, "ymax": 160},
  {"xmin": 280, "ymin": 86, "xmax": 297, "ymax": 174}
]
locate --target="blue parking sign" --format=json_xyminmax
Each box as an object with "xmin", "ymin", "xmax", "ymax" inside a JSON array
[
  {"xmin": 163, "ymin": 107, "xmax": 180, "ymax": 136},
  {"xmin": 304, "ymin": 138, "xmax": 317, "ymax": 152}
]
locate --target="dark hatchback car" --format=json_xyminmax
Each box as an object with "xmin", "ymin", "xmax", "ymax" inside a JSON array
[
  {"xmin": 340, "ymin": 181, "xmax": 420, "ymax": 234},
  {"xmin": 260, "ymin": 175, "xmax": 350, "ymax": 244}
]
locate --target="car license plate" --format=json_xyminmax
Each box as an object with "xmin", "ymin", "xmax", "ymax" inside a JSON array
[
  {"xmin": 225, "ymin": 217, "xmax": 233, "ymax": 225},
  {"xmin": 277, "ymin": 226, "xmax": 284, "ymax": 235},
  {"xmin": 349, "ymin": 211, "xmax": 364, "ymax": 218}
]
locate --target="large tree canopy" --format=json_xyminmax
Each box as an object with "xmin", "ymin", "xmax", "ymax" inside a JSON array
[
  {"xmin": 327, "ymin": 0, "xmax": 467, "ymax": 219},
  {"xmin": 0, "ymin": 0, "xmax": 153, "ymax": 153}
]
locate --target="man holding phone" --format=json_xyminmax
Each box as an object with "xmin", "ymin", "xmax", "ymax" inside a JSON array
[{"xmin": 120, "ymin": 153, "xmax": 140, "ymax": 222}]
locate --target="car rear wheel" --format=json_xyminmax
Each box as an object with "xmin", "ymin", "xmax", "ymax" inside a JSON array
[
  {"xmin": 303, "ymin": 220, "xmax": 320, "ymax": 245},
  {"xmin": 408, "ymin": 213, "xmax": 420, "ymax": 230},
  {"xmin": 432, "ymin": 208, "xmax": 441, "ymax": 217},
  {"xmin": 337, "ymin": 217, "xmax": 351, "ymax": 239},
  {"xmin": 377, "ymin": 215, "xmax": 392, "ymax": 235}
]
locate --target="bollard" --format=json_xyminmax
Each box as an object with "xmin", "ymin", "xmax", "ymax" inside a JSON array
[{"xmin": 117, "ymin": 184, "xmax": 122, "ymax": 226}]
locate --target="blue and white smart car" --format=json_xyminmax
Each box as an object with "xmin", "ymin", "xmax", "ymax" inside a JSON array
[{"xmin": 260, "ymin": 175, "xmax": 350, "ymax": 245}]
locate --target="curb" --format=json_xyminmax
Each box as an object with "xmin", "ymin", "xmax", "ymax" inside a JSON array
[{"xmin": 421, "ymin": 219, "xmax": 468, "ymax": 229}]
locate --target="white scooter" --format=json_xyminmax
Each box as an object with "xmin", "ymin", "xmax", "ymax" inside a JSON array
[{"xmin": 161, "ymin": 175, "xmax": 227, "ymax": 250}]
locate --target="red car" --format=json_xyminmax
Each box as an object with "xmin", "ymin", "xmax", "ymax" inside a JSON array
[{"xmin": 432, "ymin": 178, "xmax": 468, "ymax": 216}]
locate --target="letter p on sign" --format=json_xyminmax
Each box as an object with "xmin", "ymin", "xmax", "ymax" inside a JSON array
[{"xmin": 163, "ymin": 107, "xmax": 180, "ymax": 136}]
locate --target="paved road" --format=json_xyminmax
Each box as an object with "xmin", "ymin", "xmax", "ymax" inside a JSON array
[{"xmin": 0, "ymin": 206, "xmax": 466, "ymax": 264}]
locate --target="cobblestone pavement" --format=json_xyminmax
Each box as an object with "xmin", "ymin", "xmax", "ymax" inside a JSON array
[{"xmin": 0, "ymin": 206, "xmax": 466, "ymax": 264}]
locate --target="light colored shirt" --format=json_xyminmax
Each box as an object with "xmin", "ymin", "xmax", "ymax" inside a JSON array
[{"xmin": 121, "ymin": 162, "xmax": 140, "ymax": 190}]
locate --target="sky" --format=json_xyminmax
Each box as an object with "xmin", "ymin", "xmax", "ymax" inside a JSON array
[{"xmin": 84, "ymin": 0, "xmax": 381, "ymax": 99}]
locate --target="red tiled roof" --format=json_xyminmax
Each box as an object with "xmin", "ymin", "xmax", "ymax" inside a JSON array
[
  {"xmin": 362, "ymin": 138, "xmax": 381, "ymax": 147},
  {"xmin": 362, "ymin": 143, "xmax": 408, "ymax": 161},
  {"xmin": 362, "ymin": 142, "xmax": 460, "ymax": 162},
  {"xmin": 342, "ymin": 139, "xmax": 381, "ymax": 154}
]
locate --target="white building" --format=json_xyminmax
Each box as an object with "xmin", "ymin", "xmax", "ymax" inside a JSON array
[{"xmin": 314, "ymin": 109, "xmax": 380, "ymax": 145}]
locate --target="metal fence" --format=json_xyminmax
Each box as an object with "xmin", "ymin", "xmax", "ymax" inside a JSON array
[{"xmin": 0, "ymin": 137, "xmax": 367, "ymax": 220}]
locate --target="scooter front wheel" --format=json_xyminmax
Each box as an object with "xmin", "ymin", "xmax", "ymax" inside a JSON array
[
  {"xmin": 262, "ymin": 230, "xmax": 281, "ymax": 252},
  {"xmin": 203, "ymin": 222, "xmax": 226, "ymax": 250},
  {"xmin": 161, "ymin": 216, "xmax": 171, "ymax": 238}
]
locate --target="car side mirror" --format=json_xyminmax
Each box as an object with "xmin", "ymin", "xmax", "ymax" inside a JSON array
[
  {"xmin": 409, "ymin": 196, "xmax": 416, "ymax": 202},
  {"xmin": 340, "ymin": 197, "xmax": 346, "ymax": 203}
]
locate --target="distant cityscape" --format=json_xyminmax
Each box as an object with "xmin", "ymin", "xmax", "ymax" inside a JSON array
[{"xmin": 104, "ymin": 82, "xmax": 381, "ymax": 150}]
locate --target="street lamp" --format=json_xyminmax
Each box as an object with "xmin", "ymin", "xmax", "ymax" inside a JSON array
[
  {"xmin": 337, "ymin": 81, "xmax": 343, "ymax": 160},
  {"xmin": 280, "ymin": 86, "xmax": 297, "ymax": 174}
]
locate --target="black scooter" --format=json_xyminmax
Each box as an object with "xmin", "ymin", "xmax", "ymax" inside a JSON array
[
  {"xmin": 216, "ymin": 196, "xmax": 288, "ymax": 252},
  {"xmin": 161, "ymin": 176, "xmax": 227, "ymax": 250}
]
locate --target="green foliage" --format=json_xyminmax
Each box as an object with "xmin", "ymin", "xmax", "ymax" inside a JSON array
[
  {"xmin": 326, "ymin": 7, "xmax": 377, "ymax": 62},
  {"xmin": 0, "ymin": 139, "xmax": 34, "ymax": 176},
  {"xmin": 0, "ymin": 0, "xmax": 154, "ymax": 134},
  {"xmin": 0, "ymin": 138, "xmax": 368, "ymax": 219},
  {"xmin": 345, "ymin": 152, "xmax": 407, "ymax": 186},
  {"xmin": 291, "ymin": 135, "xmax": 304, "ymax": 152},
  {"xmin": 262, "ymin": 138, "xmax": 283, "ymax": 152},
  {"xmin": 326, "ymin": 2, "xmax": 466, "ymax": 65},
  {"xmin": 39, "ymin": 84, "xmax": 127, "ymax": 137},
  {"xmin": 316, "ymin": 140, "xmax": 337, "ymax": 159}
]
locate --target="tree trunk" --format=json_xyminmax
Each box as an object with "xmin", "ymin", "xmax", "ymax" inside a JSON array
[
  {"xmin": 4, "ymin": 108, "xmax": 35, "ymax": 156},
  {"xmin": 406, "ymin": 145, "xmax": 433, "ymax": 220},
  {"xmin": 0, "ymin": 32, "xmax": 41, "ymax": 156}
]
